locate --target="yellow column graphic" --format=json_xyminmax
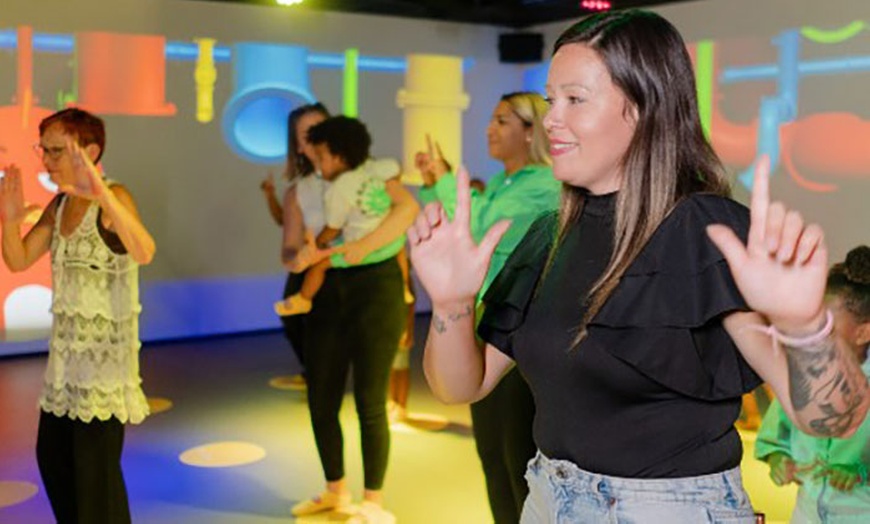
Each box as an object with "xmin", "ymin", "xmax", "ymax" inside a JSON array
[
  {"xmin": 396, "ymin": 55, "xmax": 469, "ymax": 185},
  {"xmin": 194, "ymin": 38, "xmax": 217, "ymax": 123}
]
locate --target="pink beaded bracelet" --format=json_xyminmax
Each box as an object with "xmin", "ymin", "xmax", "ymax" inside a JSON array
[{"xmin": 746, "ymin": 309, "xmax": 834, "ymax": 356}]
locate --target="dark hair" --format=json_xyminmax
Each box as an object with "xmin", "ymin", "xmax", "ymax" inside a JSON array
[
  {"xmin": 551, "ymin": 10, "xmax": 731, "ymax": 339},
  {"xmin": 306, "ymin": 116, "xmax": 371, "ymax": 171},
  {"xmin": 828, "ymin": 246, "xmax": 870, "ymax": 322},
  {"xmin": 286, "ymin": 102, "xmax": 330, "ymax": 181},
  {"xmin": 39, "ymin": 108, "xmax": 106, "ymax": 163}
]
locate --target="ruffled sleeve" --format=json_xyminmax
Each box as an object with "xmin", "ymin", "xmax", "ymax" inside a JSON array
[
  {"xmin": 477, "ymin": 212, "xmax": 557, "ymax": 357},
  {"xmin": 586, "ymin": 194, "xmax": 762, "ymax": 400}
]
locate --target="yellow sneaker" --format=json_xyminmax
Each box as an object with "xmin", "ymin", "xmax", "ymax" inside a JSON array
[
  {"xmin": 274, "ymin": 294, "xmax": 312, "ymax": 316},
  {"xmin": 290, "ymin": 490, "xmax": 351, "ymax": 516}
]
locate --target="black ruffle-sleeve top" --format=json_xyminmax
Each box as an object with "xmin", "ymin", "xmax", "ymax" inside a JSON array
[{"xmin": 478, "ymin": 191, "xmax": 762, "ymax": 478}]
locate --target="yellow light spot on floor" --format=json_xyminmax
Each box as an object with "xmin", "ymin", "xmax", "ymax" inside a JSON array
[
  {"xmin": 0, "ymin": 481, "xmax": 39, "ymax": 508},
  {"xmin": 147, "ymin": 397, "xmax": 173, "ymax": 414},
  {"xmin": 269, "ymin": 375, "xmax": 307, "ymax": 391},
  {"xmin": 179, "ymin": 442, "xmax": 266, "ymax": 468}
]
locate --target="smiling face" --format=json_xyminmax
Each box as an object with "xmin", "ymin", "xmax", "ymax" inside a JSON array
[
  {"xmin": 313, "ymin": 143, "xmax": 348, "ymax": 181},
  {"xmin": 543, "ymin": 43, "xmax": 637, "ymax": 195},
  {"xmin": 486, "ymin": 100, "xmax": 531, "ymax": 165}
]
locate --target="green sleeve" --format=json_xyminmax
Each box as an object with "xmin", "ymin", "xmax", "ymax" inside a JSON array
[
  {"xmin": 417, "ymin": 185, "xmax": 438, "ymax": 205},
  {"xmin": 420, "ymin": 172, "xmax": 485, "ymax": 222},
  {"xmin": 754, "ymin": 400, "xmax": 794, "ymax": 461}
]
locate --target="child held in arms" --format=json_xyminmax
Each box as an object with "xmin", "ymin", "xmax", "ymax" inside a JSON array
[{"xmin": 275, "ymin": 116, "xmax": 407, "ymax": 316}]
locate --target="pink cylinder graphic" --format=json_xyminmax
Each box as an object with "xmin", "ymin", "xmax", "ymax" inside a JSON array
[{"xmin": 76, "ymin": 32, "xmax": 176, "ymax": 116}]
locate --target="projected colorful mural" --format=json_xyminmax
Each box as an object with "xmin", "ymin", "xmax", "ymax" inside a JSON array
[
  {"xmin": 524, "ymin": 19, "xmax": 870, "ymax": 193},
  {"xmin": 1, "ymin": 17, "xmax": 867, "ymax": 348},
  {"xmin": 0, "ymin": 25, "xmax": 469, "ymax": 344}
]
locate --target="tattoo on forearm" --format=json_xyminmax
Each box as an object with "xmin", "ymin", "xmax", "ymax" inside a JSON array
[
  {"xmin": 785, "ymin": 335, "xmax": 867, "ymax": 436},
  {"xmin": 431, "ymin": 305, "xmax": 474, "ymax": 335}
]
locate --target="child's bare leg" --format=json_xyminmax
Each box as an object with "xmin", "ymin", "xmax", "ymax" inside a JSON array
[{"xmin": 275, "ymin": 258, "xmax": 332, "ymax": 316}]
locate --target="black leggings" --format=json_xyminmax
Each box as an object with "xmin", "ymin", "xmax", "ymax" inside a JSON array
[
  {"xmin": 36, "ymin": 410, "xmax": 130, "ymax": 524},
  {"xmin": 280, "ymin": 271, "xmax": 307, "ymax": 371},
  {"xmin": 471, "ymin": 368, "xmax": 537, "ymax": 524},
  {"xmin": 303, "ymin": 258, "xmax": 405, "ymax": 490}
]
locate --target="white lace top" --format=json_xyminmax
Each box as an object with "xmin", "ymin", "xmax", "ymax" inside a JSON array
[{"xmin": 40, "ymin": 195, "xmax": 149, "ymax": 424}]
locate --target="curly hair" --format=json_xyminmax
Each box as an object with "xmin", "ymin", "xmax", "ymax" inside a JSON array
[
  {"xmin": 828, "ymin": 245, "xmax": 870, "ymax": 322},
  {"xmin": 306, "ymin": 116, "xmax": 371, "ymax": 171}
]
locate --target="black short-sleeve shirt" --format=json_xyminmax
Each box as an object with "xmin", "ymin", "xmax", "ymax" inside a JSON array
[{"xmin": 478, "ymin": 191, "xmax": 761, "ymax": 478}]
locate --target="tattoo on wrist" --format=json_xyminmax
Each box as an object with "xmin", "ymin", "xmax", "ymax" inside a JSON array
[
  {"xmin": 786, "ymin": 334, "xmax": 866, "ymax": 436},
  {"xmin": 432, "ymin": 305, "xmax": 474, "ymax": 334}
]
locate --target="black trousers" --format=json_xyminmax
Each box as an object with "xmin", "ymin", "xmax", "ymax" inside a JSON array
[
  {"xmin": 303, "ymin": 258, "xmax": 405, "ymax": 490},
  {"xmin": 471, "ymin": 368, "xmax": 537, "ymax": 524},
  {"xmin": 280, "ymin": 271, "xmax": 307, "ymax": 372},
  {"xmin": 36, "ymin": 410, "xmax": 130, "ymax": 524}
]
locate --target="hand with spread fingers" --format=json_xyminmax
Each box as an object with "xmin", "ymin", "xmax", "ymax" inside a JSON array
[
  {"xmin": 407, "ymin": 167, "xmax": 510, "ymax": 306},
  {"xmin": 707, "ymin": 156, "xmax": 828, "ymax": 335},
  {"xmin": 59, "ymin": 138, "xmax": 110, "ymax": 201},
  {"xmin": 0, "ymin": 164, "xmax": 40, "ymax": 224}
]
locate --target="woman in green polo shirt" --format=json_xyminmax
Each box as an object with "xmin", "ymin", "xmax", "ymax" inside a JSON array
[{"xmin": 417, "ymin": 91, "xmax": 560, "ymax": 524}]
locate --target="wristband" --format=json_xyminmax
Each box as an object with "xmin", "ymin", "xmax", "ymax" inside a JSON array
[{"xmin": 745, "ymin": 309, "xmax": 834, "ymax": 356}]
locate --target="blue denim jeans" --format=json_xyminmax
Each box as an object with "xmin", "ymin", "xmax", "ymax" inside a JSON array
[{"xmin": 521, "ymin": 451, "xmax": 756, "ymax": 523}]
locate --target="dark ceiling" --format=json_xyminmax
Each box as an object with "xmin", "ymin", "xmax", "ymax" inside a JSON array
[{"xmin": 193, "ymin": 0, "xmax": 695, "ymax": 28}]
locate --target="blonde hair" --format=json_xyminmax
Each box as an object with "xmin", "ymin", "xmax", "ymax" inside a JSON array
[{"xmin": 501, "ymin": 92, "xmax": 551, "ymax": 166}]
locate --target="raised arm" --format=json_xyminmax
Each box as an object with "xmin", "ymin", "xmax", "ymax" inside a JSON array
[
  {"xmin": 1, "ymin": 164, "xmax": 55, "ymax": 271},
  {"xmin": 708, "ymin": 157, "xmax": 870, "ymax": 437},
  {"xmin": 260, "ymin": 171, "xmax": 284, "ymax": 226},
  {"xmin": 61, "ymin": 142, "xmax": 155, "ymax": 265},
  {"xmin": 408, "ymin": 167, "xmax": 514, "ymax": 404}
]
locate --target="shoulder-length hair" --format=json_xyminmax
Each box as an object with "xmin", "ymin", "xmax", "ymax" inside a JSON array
[
  {"xmin": 285, "ymin": 102, "xmax": 330, "ymax": 181},
  {"xmin": 552, "ymin": 10, "xmax": 731, "ymax": 339}
]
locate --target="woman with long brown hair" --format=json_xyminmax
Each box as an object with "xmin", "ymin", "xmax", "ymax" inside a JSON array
[{"xmin": 409, "ymin": 10, "xmax": 869, "ymax": 523}]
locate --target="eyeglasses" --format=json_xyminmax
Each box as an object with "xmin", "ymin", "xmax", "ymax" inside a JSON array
[{"xmin": 33, "ymin": 143, "xmax": 66, "ymax": 160}]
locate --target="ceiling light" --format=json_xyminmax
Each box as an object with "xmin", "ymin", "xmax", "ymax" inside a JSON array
[
  {"xmin": 276, "ymin": 0, "xmax": 304, "ymax": 6},
  {"xmin": 581, "ymin": 0, "xmax": 611, "ymax": 11}
]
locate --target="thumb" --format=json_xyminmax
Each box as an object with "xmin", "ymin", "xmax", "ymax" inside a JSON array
[
  {"xmin": 706, "ymin": 224, "xmax": 748, "ymax": 270},
  {"xmin": 478, "ymin": 219, "xmax": 511, "ymax": 257}
]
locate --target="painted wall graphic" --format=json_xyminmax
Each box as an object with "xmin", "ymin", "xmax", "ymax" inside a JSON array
[
  {"xmin": 1, "ymin": 13, "xmax": 867, "ymax": 355},
  {"xmin": 524, "ymin": 20, "xmax": 870, "ymax": 193},
  {"xmin": 693, "ymin": 20, "xmax": 870, "ymax": 192},
  {"xmin": 0, "ymin": 24, "xmax": 469, "ymax": 350}
]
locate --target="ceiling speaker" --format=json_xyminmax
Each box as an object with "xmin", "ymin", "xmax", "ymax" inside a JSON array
[{"xmin": 498, "ymin": 32, "xmax": 544, "ymax": 64}]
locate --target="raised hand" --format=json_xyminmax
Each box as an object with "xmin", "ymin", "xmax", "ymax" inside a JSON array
[
  {"xmin": 261, "ymin": 171, "xmax": 276, "ymax": 194},
  {"xmin": 707, "ymin": 156, "xmax": 827, "ymax": 334},
  {"xmin": 59, "ymin": 138, "xmax": 109, "ymax": 200},
  {"xmin": 414, "ymin": 134, "xmax": 451, "ymax": 186},
  {"xmin": 0, "ymin": 165, "xmax": 40, "ymax": 224},
  {"xmin": 407, "ymin": 167, "xmax": 509, "ymax": 306}
]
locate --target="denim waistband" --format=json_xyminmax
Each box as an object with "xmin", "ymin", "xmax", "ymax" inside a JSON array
[{"xmin": 529, "ymin": 451, "xmax": 748, "ymax": 506}]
